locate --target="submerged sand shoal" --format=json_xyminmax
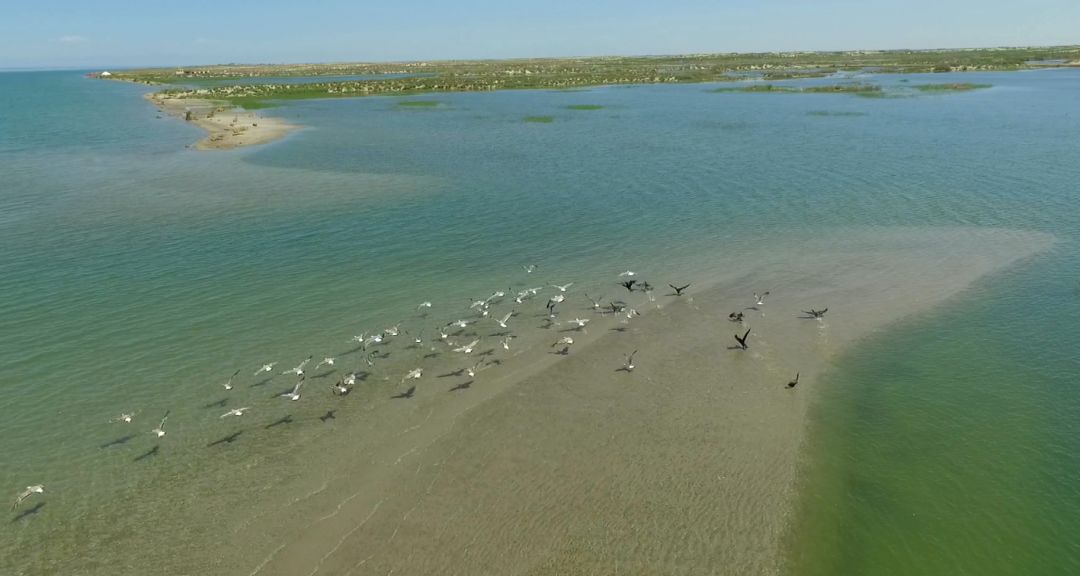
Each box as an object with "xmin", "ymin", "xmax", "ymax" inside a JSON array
[
  {"xmin": 146, "ymin": 94, "xmax": 297, "ymax": 150},
  {"xmin": 216, "ymin": 228, "xmax": 1051, "ymax": 576}
]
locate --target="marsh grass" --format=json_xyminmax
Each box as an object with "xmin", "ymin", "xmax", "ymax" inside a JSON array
[
  {"xmin": 523, "ymin": 116, "xmax": 555, "ymax": 123},
  {"xmin": 913, "ymin": 83, "xmax": 992, "ymax": 92},
  {"xmin": 566, "ymin": 104, "xmax": 604, "ymax": 110}
]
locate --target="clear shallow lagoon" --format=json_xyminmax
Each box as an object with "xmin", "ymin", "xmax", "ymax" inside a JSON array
[{"xmin": 1, "ymin": 69, "xmax": 1079, "ymax": 574}]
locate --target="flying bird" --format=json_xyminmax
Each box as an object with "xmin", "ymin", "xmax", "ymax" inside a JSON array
[
  {"xmin": 786, "ymin": 373, "xmax": 800, "ymax": 389},
  {"xmin": 523, "ymin": 264, "xmax": 537, "ymax": 274},
  {"xmin": 281, "ymin": 356, "xmax": 312, "ymax": 376},
  {"xmin": 624, "ymin": 350, "xmax": 637, "ymax": 372},
  {"xmin": 281, "ymin": 378, "xmax": 304, "ymax": 401},
  {"xmin": 501, "ymin": 335, "xmax": 514, "ymax": 350},
  {"xmin": 315, "ymin": 357, "xmax": 335, "ymax": 369},
  {"xmin": 734, "ymin": 328, "xmax": 751, "ymax": 350},
  {"xmin": 223, "ymin": 369, "xmax": 240, "ymax": 390},
  {"xmin": 551, "ymin": 282, "xmax": 574, "ymax": 292},
  {"xmin": 585, "ymin": 293, "xmax": 603, "ymax": 311},
  {"xmin": 417, "ymin": 301, "xmax": 433, "ymax": 311},
  {"xmin": 454, "ymin": 339, "xmax": 480, "ymax": 354},
  {"xmin": 110, "ymin": 412, "xmax": 137, "ymax": 424},
  {"xmin": 669, "ymin": 283, "xmax": 690, "ymax": 296},
  {"xmin": 12, "ymin": 485, "xmax": 44, "ymax": 511},
  {"xmin": 802, "ymin": 308, "xmax": 828, "ymax": 319},
  {"xmin": 220, "ymin": 407, "xmax": 251, "ymax": 419},
  {"xmin": 754, "ymin": 291, "xmax": 770, "ymax": 306},
  {"xmin": 151, "ymin": 411, "xmax": 170, "ymax": 438},
  {"xmin": 402, "ymin": 367, "xmax": 423, "ymax": 383},
  {"xmin": 254, "ymin": 362, "xmax": 276, "ymax": 376},
  {"xmin": 495, "ymin": 310, "xmax": 514, "ymax": 329},
  {"xmin": 619, "ymin": 279, "xmax": 637, "ymax": 291},
  {"xmin": 618, "ymin": 270, "xmax": 636, "ymax": 277}
]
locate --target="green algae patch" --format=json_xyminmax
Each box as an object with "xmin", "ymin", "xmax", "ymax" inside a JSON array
[
  {"xmin": 397, "ymin": 100, "xmax": 441, "ymax": 107},
  {"xmin": 566, "ymin": 104, "xmax": 604, "ymax": 110},
  {"xmin": 913, "ymin": 83, "xmax": 991, "ymax": 93},
  {"xmin": 523, "ymin": 115, "xmax": 555, "ymax": 123}
]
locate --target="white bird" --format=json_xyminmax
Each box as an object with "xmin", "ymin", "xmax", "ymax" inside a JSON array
[
  {"xmin": 585, "ymin": 293, "xmax": 603, "ymax": 311},
  {"xmin": 402, "ymin": 367, "xmax": 423, "ymax": 383},
  {"xmin": 568, "ymin": 318, "xmax": 590, "ymax": 329},
  {"xmin": 151, "ymin": 411, "xmax": 170, "ymax": 438},
  {"xmin": 624, "ymin": 350, "xmax": 637, "ymax": 372},
  {"xmin": 437, "ymin": 327, "xmax": 450, "ymax": 341},
  {"xmin": 523, "ymin": 264, "xmax": 537, "ymax": 273},
  {"xmin": 754, "ymin": 291, "xmax": 770, "ymax": 306},
  {"xmin": 364, "ymin": 334, "xmax": 383, "ymax": 349},
  {"xmin": 485, "ymin": 290, "xmax": 506, "ymax": 303},
  {"xmin": 449, "ymin": 319, "xmax": 471, "ymax": 329},
  {"xmin": 413, "ymin": 330, "xmax": 424, "ymax": 344},
  {"xmin": 495, "ymin": 310, "xmax": 514, "ymax": 329},
  {"xmin": 454, "ymin": 339, "xmax": 480, "ymax": 354},
  {"xmin": 343, "ymin": 372, "xmax": 357, "ymax": 387},
  {"xmin": 315, "ymin": 357, "xmax": 335, "ymax": 369},
  {"xmin": 417, "ymin": 301, "xmax": 433, "ymax": 311},
  {"xmin": 110, "ymin": 411, "xmax": 137, "ymax": 424},
  {"xmin": 281, "ymin": 379, "xmax": 304, "ymax": 401},
  {"xmin": 618, "ymin": 270, "xmax": 636, "ymax": 277},
  {"xmin": 383, "ymin": 324, "xmax": 400, "ymax": 337},
  {"xmin": 526, "ymin": 286, "xmax": 543, "ymax": 295},
  {"xmin": 551, "ymin": 282, "xmax": 574, "ymax": 292},
  {"xmin": 466, "ymin": 362, "xmax": 483, "ymax": 378},
  {"xmin": 12, "ymin": 485, "xmax": 44, "ymax": 511},
  {"xmin": 352, "ymin": 333, "xmax": 367, "ymax": 344},
  {"xmin": 501, "ymin": 335, "xmax": 514, "ymax": 350},
  {"xmin": 553, "ymin": 336, "xmax": 575, "ymax": 347},
  {"xmin": 468, "ymin": 299, "xmax": 487, "ymax": 311},
  {"xmin": 254, "ymin": 362, "xmax": 276, "ymax": 376},
  {"xmin": 220, "ymin": 407, "xmax": 251, "ymax": 419},
  {"xmin": 281, "ymin": 356, "xmax": 311, "ymax": 376},
  {"xmin": 223, "ymin": 369, "xmax": 240, "ymax": 390}
]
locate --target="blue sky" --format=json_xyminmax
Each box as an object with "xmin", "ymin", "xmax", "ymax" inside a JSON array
[{"xmin": 2, "ymin": 0, "xmax": 1077, "ymax": 69}]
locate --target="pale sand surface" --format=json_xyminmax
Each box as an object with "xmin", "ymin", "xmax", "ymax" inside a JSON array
[
  {"xmin": 146, "ymin": 94, "xmax": 297, "ymax": 150},
  {"xmin": 210, "ymin": 228, "xmax": 1052, "ymax": 576}
]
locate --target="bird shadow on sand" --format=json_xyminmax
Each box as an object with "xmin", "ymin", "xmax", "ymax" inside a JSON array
[
  {"xmin": 438, "ymin": 368, "xmax": 466, "ymax": 378},
  {"xmin": 423, "ymin": 352, "xmax": 441, "ymax": 359},
  {"xmin": 477, "ymin": 348, "xmax": 496, "ymax": 358},
  {"xmin": 11, "ymin": 502, "xmax": 45, "ymax": 522},
  {"xmin": 202, "ymin": 398, "xmax": 228, "ymax": 409},
  {"xmin": 726, "ymin": 345, "xmax": 747, "ymax": 351},
  {"xmin": 271, "ymin": 386, "xmax": 298, "ymax": 399},
  {"xmin": 312, "ymin": 370, "xmax": 335, "ymax": 379},
  {"xmin": 392, "ymin": 386, "xmax": 416, "ymax": 399},
  {"xmin": 265, "ymin": 415, "xmax": 293, "ymax": 429},
  {"xmin": 609, "ymin": 326, "xmax": 628, "ymax": 332},
  {"xmin": 449, "ymin": 380, "xmax": 473, "ymax": 392},
  {"xmin": 488, "ymin": 330, "xmax": 512, "ymax": 338},
  {"xmin": 250, "ymin": 378, "xmax": 273, "ymax": 388},
  {"xmin": 614, "ymin": 366, "xmax": 633, "ymax": 373},
  {"xmin": 134, "ymin": 445, "xmax": 160, "ymax": 462},
  {"xmin": 207, "ymin": 431, "xmax": 243, "ymax": 447},
  {"xmin": 319, "ymin": 410, "xmax": 336, "ymax": 422},
  {"xmin": 100, "ymin": 434, "xmax": 136, "ymax": 449}
]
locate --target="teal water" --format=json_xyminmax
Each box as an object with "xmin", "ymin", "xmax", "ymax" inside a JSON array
[{"xmin": 1, "ymin": 69, "xmax": 1079, "ymax": 574}]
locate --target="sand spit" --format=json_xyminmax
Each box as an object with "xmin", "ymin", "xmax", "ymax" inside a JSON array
[
  {"xmin": 214, "ymin": 228, "xmax": 1051, "ymax": 576},
  {"xmin": 145, "ymin": 94, "xmax": 296, "ymax": 150}
]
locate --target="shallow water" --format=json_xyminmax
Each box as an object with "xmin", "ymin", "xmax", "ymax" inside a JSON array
[{"xmin": 1, "ymin": 68, "xmax": 1079, "ymax": 574}]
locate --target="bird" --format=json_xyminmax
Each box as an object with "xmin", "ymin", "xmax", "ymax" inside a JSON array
[
  {"xmin": 281, "ymin": 378, "xmax": 304, "ymax": 401},
  {"xmin": 501, "ymin": 335, "xmax": 514, "ymax": 350},
  {"xmin": 110, "ymin": 411, "xmax": 137, "ymax": 424},
  {"xmin": 281, "ymin": 356, "xmax": 312, "ymax": 376},
  {"xmin": 728, "ymin": 311, "xmax": 744, "ymax": 322},
  {"xmin": 417, "ymin": 301, "xmax": 433, "ymax": 311},
  {"xmin": 449, "ymin": 319, "xmax": 471, "ymax": 329},
  {"xmin": 669, "ymin": 283, "xmax": 690, "ymax": 296},
  {"xmin": 220, "ymin": 407, "xmax": 251, "ymax": 419},
  {"xmin": 551, "ymin": 282, "xmax": 574, "ymax": 292},
  {"xmin": 802, "ymin": 308, "xmax": 828, "ymax": 319},
  {"xmin": 331, "ymin": 382, "xmax": 351, "ymax": 396},
  {"xmin": 466, "ymin": 362, "xmax": 483, "ymax": 378},
  {"xmin": 523, "ymin": 264, "xmax": 537, "ymax": 274},
  {"xmin": 383, "ymin": 324, "xmax": 401, "ymax": 337},
  {"xmin": 495, "ymin": 310, "xmax": 514, "ymax": 329},
  {"xmin": 254, "ymin": 362, "xmax": 276, "ymax": 376},
  {"xmin": 223, "ymin": 369, "xmax": 240, "ymax": 390},
  {"xmin": 402, "ymin": 367, "xmax": 423, "ymax": 383},
  {"xmin": 12, "ymin": 485, "xmax": 44, "ymax": 511},
  {"xmin": 315, "ymin": 357, "xmax": 335, "ymax": 369},
  {"xmin": 619, "ymin": 279, "xmax": 637, "ymax": 291},
  {"xmin": 618, "ymin": 270, "xmax": 636, "ymax": 277},
  {"xmin": 754, "ymin": 291, "xmax": 770, "ymax": 306},
  {"xmin": 568, "ymin": 318, "xmax": 590, "ymax": 329},
  {"xmin": 553, "ymin": 336, "xmax": 575, "ymax": 347},
  {"xmin": 484, "ymin": 290, "xmax": 506, "ymax": 303},
  {"xmin": 786, "ymin": 373, "xmax": 800, "ymax": 389},
  {"xmin": 734, "ymin": 328, "xmax": 751, "ymax": 350},
  {"xmin": 585, "ymin": 293, "xmax": 603, "ymax": 311},
  {"xmin": 151, "ymin": 411, "xmax": 170, "ymax": 438},
  {"xmin": 454, "ymin": 339, "xmax": 480, "ymax": 354},
  {"xmin": 624, "ymin": 350, "xmax": 637, "ymax": 371},
  {"xmin": 392, "ymin": 386, "xmax": 416, "ymax": 399}
]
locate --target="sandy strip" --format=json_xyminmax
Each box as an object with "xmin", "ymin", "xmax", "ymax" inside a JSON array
[
  {"xmin": 145, "ymin": 94, "xmax": 297, "ymax": 150},
  {"xmin": 216, "ymin": 227, "xmax": 1052, "ymax": 576}
]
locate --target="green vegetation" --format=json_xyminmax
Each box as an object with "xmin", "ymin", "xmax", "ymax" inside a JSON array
[
  {"xmin": 523, "ymin": 115, "xmax": 555, "ymax": 123},
  {"xmin": 396, "ymin": 100, "xmax": 441, "ymax": 107},
  {"xmin": 566, "ymin": 104, "xmax": 604, "ymax": 110},
  {"xmin": 807, "ymin": 110, "xmax": 868, "ymax": 117},
  {"xmin": 104, "ymin": 45, "xmax": 1079, "ymax": 108},
  {"xmin": 912, "ymin": 82, "xmax": 992, "ymax": 92},
  {"xmin": 711, "ymin": 83, "xmax": 882, "ymax": 95}
]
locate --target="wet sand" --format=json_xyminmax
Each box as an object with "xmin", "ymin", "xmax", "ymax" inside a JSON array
[
  {"xmin": 145, "ymin": 94, "xmax": 296, "ymax": 150},
  {"xmin": 212, "ymin": 227, "xmax": 1053, "ymax": 576}
]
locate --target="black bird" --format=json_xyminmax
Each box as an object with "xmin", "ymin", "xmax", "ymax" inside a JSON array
[
  {"xmin": 319, "ymin": 410, "xmax": 336, "ymax": 422},
  {"xmin": 786, "ymin": 373, "xmax": 800, "ymax": 389},
  {"xmin": 607, "ymin": 301, "xmax": 627, "ymax": 314},
  {"xmin": 802, "ymin": 308, "xmax": 828, "ymax": 319},
  {"xmin": 734, "ymin": 327, "xmax": 751, "ymax": 350},
  {"xmin": 728, "ymin": 311, "xmax": 744, "ymax": 322},
  {"xmin": 619, "ymin": 279, "xmax": 637, "ymax": 291},
  {"xmin": 392, "ymin": 386, "xmax": 416, "ymax": 399},
  {"xmin": 669, "ymin": 283, "xmax": 690, "ymax": 296}
]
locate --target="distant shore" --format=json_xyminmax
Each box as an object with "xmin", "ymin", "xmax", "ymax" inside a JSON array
[{"xmin": 145, "ymin": 93, "xmax": 297, "ymax": 150}]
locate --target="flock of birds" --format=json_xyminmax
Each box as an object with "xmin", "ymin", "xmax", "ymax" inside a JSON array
[{"xmin": 11, "ymin": 265, "xmax": 829, "ymax": 515}]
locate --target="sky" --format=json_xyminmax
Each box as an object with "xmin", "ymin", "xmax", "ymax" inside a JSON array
[{"xmin": 2, "ymin": 0, "xmax": 1077, "ymax": 69}]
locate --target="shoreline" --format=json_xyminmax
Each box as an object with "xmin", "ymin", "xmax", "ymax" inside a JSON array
[{"xmin": 145, "ymin": 93, "xmax": 297, "ymax": 150}]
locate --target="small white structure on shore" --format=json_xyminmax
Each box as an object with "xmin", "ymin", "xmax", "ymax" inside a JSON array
[{"xmin": 100, "ymin": 71, "xmax": 112, "ymax": 77}]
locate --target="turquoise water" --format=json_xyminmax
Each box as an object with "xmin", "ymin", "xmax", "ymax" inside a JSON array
[{"xmin": 2, "ymin": 69, "xmax": 1079, "ymax": 573}]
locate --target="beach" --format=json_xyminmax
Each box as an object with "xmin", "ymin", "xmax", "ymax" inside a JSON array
[{"xmin": 145, "ymin": 93, "xmax": 296, "ymax": 150}]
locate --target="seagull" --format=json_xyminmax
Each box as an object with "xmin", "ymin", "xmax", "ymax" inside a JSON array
[
  {"xmin": 401, "ymin": 367, "xmax": 423, "ymax": 383},
  {"xmin": 12, "ymin": 485, "xmax": 44, "ymax": 511},
  {"xmin": 734, "ymin": 327, "xmax": 751, "ymax": 350},
  {"xmin": 802, "ymin": 308, "xmax": 828, "ymax": 319},
  {"xmin": 585, "ymin": 293, "xmax": 603, "ymax": 311},
  {"xmin": 315, "ymin": 357, "xmax": 335, "ymax": 369},
  {"xmin": 754, "ymin": 291, "xmax": 770, "ymax": 306},
  {"xmin": 352, "ymin": 333, "xmax": 367, "ymax": 344},
  {"xmin": 624, "ymin": 308, "xmax": 640, "ymax": 321},
  {"xmin": 495, "ymin": 310, "xmax": 514, "ymax": 329},
  {"xmin": 624, "ymin": 350, "xmax": 637, "ymax": 372},
  {"xmin": 332, "ymin": 382, "xmax": 351, "ymax": 396},
  {"xmin": 523, "ymin": 264, "xmax": 537, "ymax": 274},
  {"xmin": 437, "ymin": 327, "xmax": 450, "ymax": 341},
  {"xmin": 669, "ymin": 283, "xmax": 691, "ymax": 296},
  {"xmin": 363, "ymin": 334, "xmax": 384, "ymax": 349},
  {"xmin": 553, "ymin": 336, "xmax": 575, "ymax": 347},
  {"xmin": 110, "ymin": 411, "xmax": 137, "ymax": 424},
  {"xmin": 223, "ymin": 369, "xmax": 240, "ymax": 390},
  {"xmin": 151, "ymin": 411, "xmax": 170, "ymax": 438},
  {"xmin": 606, "ymin": 301, "xmax": 627, "ymax": 314},
  {"xmin": 282, "ymin": 356, "xmax": 312, "ymax": 376},
  {"xmin": 343, "ymin": 372, "xmax": 357, "ymax": 387},
  {"xmin": 619, "ymin": 279, "xmax": 637, "ymax": 291},
  {"xmin": 466, "ymin": 362, "xmax": 483, "ymax": 378},
  {"xmin": 254, "ymin": 362, "xmax": 276, "ymax": 376},
  {"xmin": 618, "ymin": 270, "xmax": 636, "ymax": 277},
  {"xmin": 383, "ymin": 324, "xmax": 401, "ymax": 337},
  {"xmin": 281, "ymin": 378, "xmax": 304, "ymax": 401},
  {"xmin": 412, "ymin": 330, "xmax": 424, "ymax": 345},
  {"xmin": 567, "ymin": 318, "xmax": 590, "ymax": 329},
  {"xmin": 454, "ymin": 339, "xmax": 480, "ymax": 354},
  {"xmin": 220, "ymin": 406, "xmax": 251, "ymax": 419},
  {"xmin": 501, "ymin": 335, "xmax": 514, "ymax": 350},
  {"xmin": 485, "ymin": 290, "xmax": 506, "ymax": 303},
  {"xmin": 513, "ymin": 290, "xmax": 531, "ymax": 304},
  {"xmin": 786, "ymin": 373, "xmax": 800, "ymax": 389},
  {"xmin": 525, "ymin": 286, "xmax": 543, "ymax": 295},
  {"xmin": 449, "ymin": 319, "xmax": 471, "ymax": 329},
  {"xmin": 728, "ymin": 311, "xmax": 744, "ymax": 322},
  {"xmin": 417, "ymin": 301, "xmax": 433, "ymax": 311},
  {"xmin": 551, "ymin": 282, "xmax": 574, "ymax": 292}
]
